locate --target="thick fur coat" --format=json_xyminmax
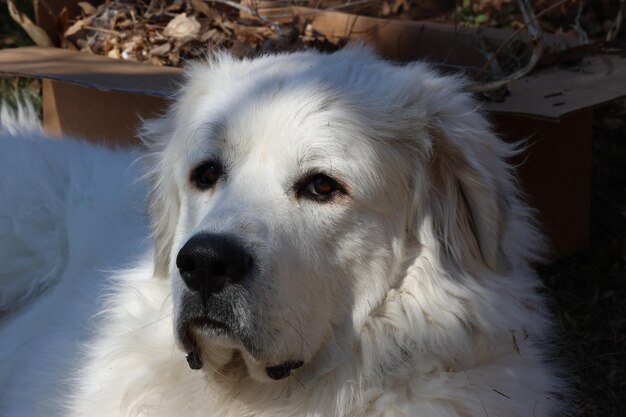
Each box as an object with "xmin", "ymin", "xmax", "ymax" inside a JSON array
[{"xmin": 0, "ymin": 47, "xmax": 565, "ymax": 417}]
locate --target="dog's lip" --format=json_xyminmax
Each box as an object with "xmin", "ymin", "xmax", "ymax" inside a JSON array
[
  {"xmin": 266, "ymin": 360, "xmax": 304, "ymax": 380},
  {"xmin": 188, "ymin": 316, "xmax": 232, "ymax": 333}
]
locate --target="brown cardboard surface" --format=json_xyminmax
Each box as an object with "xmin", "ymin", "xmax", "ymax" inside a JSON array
[
  {"xmin": 42, "ymin": 79, "xmax": 169, "ymax": 146},
  {"xmin": 0, "ymin": 46, "xmax": 180, "ymax": 96},
  {"xmin": 493, "ymin": 111, "xmax": 593, "ymax": 256}
]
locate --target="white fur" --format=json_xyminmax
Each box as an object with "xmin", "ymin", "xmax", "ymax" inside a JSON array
[{"xmin": 0, "ymin": 47, "xmax": 565, "ymax": 417}]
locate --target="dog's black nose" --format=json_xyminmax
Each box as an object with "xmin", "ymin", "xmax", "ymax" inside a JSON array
[{"xmin": 176, "ymin": 234, "xmax": 253, "ymax": 294}]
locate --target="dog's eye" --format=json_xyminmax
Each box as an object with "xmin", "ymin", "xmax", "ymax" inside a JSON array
[
  {"xmin": 190, "ymin": 161, "xmax": 223, "ymax": 190},
  {"xmin": 308, "ymin": 176, "xmax": 335, "ymax": 195},
  {"xmin": 298, "ymin": 174, "xmax": 343, "ymax": 202}
]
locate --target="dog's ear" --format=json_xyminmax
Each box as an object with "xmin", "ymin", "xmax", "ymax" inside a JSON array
[
  {"xmin": 425, "ymin": 126, "xmax": 510, "ymax": 271},
  {"xmin": 139, "ymin": 115, "xmax": 180, "ymax": 278},
  {"xmin": 405, "ymin": 69, "xmax": 515, "ymax": 272}
]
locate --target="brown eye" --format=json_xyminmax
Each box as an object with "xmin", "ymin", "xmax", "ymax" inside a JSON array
[
  {"xmin": 191, "ymin": 161, "xmax": 223, "ymax": 190},
  {"xmin": 308, "ymin": 176, "xmax": 335, "ymax": 195},
  {"xmin": 299, "ymin": 173, "xmax": 344, "ymax": 202}
]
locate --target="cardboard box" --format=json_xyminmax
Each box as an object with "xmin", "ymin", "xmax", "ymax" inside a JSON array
[
  {"xmin": 0, "ymin": 47, "xmax": 178, "ymax": 145},
  {"xmin": 1, "ymin": 7, "xmax": 625, "ymax": 257}
]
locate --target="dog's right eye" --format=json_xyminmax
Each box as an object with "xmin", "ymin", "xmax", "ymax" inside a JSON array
[{"xmin": 190, "ymin": 161, "xmax": 223, "ymax": 190}]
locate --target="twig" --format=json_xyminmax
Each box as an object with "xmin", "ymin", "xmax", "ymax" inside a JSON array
[
  {"xmin": 325, "ymin": 0, "xmax": 376, "ymax": 12},
  {"xmin": 472, "ymin": 0, "xmax": 570, "ymax": 82},
  {"xmin": 572, "ymin": 0, "xmax": 589, "ymax": 44},
  {"xmin": 190, "ymin": 0, "xmax": 217, "ymax": 19},
  {"xmin": 467, "ymin": 0, "xmax": 546, "ymax": 93},
  {"xmin": 477, "ymin": 37, "xmax": 503, "ymax": 79},
  {"xmin": 208, "ymin": 0, "xmax": 275, "ymax": 27},
  {"xmin": 83, "ymin": 25, "xmax": 125, "ymax": 36},
  {"xmin": 267, "ymin": 0, "xmax": 376, "ymax": 21},
  {"xmin": 606, "ymin": 0, "xmax": 625, "ymax": 42}
]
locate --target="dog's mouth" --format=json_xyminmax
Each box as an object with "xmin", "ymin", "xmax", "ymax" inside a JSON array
[
  {"xmin": 182, "ymin": 319, "xmax": 305, "ymax": 380},
  {"xmin": 181, "ymin": 316, "xmax": 234, "ymax": 370}
]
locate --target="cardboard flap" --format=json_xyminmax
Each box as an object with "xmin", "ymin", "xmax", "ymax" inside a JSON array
[
  {"xmin": 483, "ymin": 54, "xmax": 626, "ymax": 118},
  {"xmin": 0, "ymin": 46, "xmax": 181, "ymax": 96}
]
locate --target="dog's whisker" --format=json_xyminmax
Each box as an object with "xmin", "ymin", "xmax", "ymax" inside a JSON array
[
  {"xmin": 283, "ymin": 306, "xmax": 312, "ymax": 356},
  {"xmin": 159, "ymin": 292, "xmax": 173, "ymax": 311},
  {"xmin": 130, "ymin": 313, "xmax": 173, "ymax": 333},
  {"xmin": 290, "ymin": 371, "xmax": 306, "ymax": 390},
  {"xmin": 271, "ymin": 379, "xmax": 289, "ymax": 401}
]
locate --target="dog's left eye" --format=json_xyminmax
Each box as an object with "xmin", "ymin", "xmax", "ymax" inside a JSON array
[
  {"xmin": 297, "ymin": 174, "xmax": 344, "ymax": 202},
  {"xmin": 190, "ymin": 161, "xmax": 223, "ymax": 190}
]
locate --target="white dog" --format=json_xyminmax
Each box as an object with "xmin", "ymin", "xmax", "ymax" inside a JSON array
[{"xmin": 0, "ymin": 46, "xmax": 565, "ymax": 417}]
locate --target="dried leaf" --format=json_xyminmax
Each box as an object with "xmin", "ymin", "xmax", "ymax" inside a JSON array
[
  {"xmin": 199, "ymin": 28, "xmax": 219, "ymax": 42},
  {"xmin": 107, "ymin": 48, "xmax": 121, "ymax": 59},
  {"xmin": 64, "ymin": 16, "xmax": 94, "ymax": 37},
  {"xmin": 78, "ymin": 1, "xmax": 98, "ymax": 15},
  {"xmin": 64, "ymin": 0, "xmax": 339, "ymax": 66},
  {"xmin": 117, "ymin": 18, "xmax": 134, "ymax": 29},
  {"xmin": 150, "ymin": 42, "xmax": 171, "ymax": 56},
  {"xmin": 189, "ymin": 0, "xmax": 217, "ymax": 19},
  {"xmin": 163, "ymin": 13, "xmax": 201, "ymax": 40},
  {"xmin": 168, "ymin": 50, "xmax": 181, "ymax": 66},
  {"xmin": 7, "ymin": 0, "xmax": 53, "ymax": 47},
  {"xmin": 381, "ymin": 2, "xmax": 390, "ymax": 16},
  {"xmin": 58, "ymin": 6, "xmax": 70, "ymax": 36},
  {"xmin": 390, "ymin": 0, "xmax": 404, "ymax": 15},
  {"xmin": 165, "ymin": 0, "xmax": 184, "ymax": 12}
]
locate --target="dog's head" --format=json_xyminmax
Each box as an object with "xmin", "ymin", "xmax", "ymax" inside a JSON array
[{"xmin": 140, "ymin": 46, "xmax": 529, "ymax": 384}]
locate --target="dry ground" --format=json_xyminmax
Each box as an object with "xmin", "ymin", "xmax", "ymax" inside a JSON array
[{"xmin": 540, "ymin": 100, "xmax": 626, "ymax": 417}]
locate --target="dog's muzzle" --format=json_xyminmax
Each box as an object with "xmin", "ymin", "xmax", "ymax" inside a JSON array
[{"xmin": 176, "ymin": 233, "xmax": 254, "ymax": 370}]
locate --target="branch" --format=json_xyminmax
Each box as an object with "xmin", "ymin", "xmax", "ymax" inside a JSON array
[
  {"xmin": 472, "ymin": 0, "xmax": 563, "ymax": 81},
  {"xmin": 467, "ymin": 0, "xmax": 548, "ymax": 93},
  {"xmin": 572, "ymin": 0, "xmax": 589, "ymax": 44},
  {"xmin": 606, "ymin": 0, "xmax": 625, "ymax": 42},
  {"xmin": 208, "ymin": 0, "xmax": 276, "ymax": 27}
]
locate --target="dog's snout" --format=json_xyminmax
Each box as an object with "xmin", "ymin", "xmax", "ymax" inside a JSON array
[{"xmin": 176, "ymin": 234, "xmax": 253, "ymax": 294}]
